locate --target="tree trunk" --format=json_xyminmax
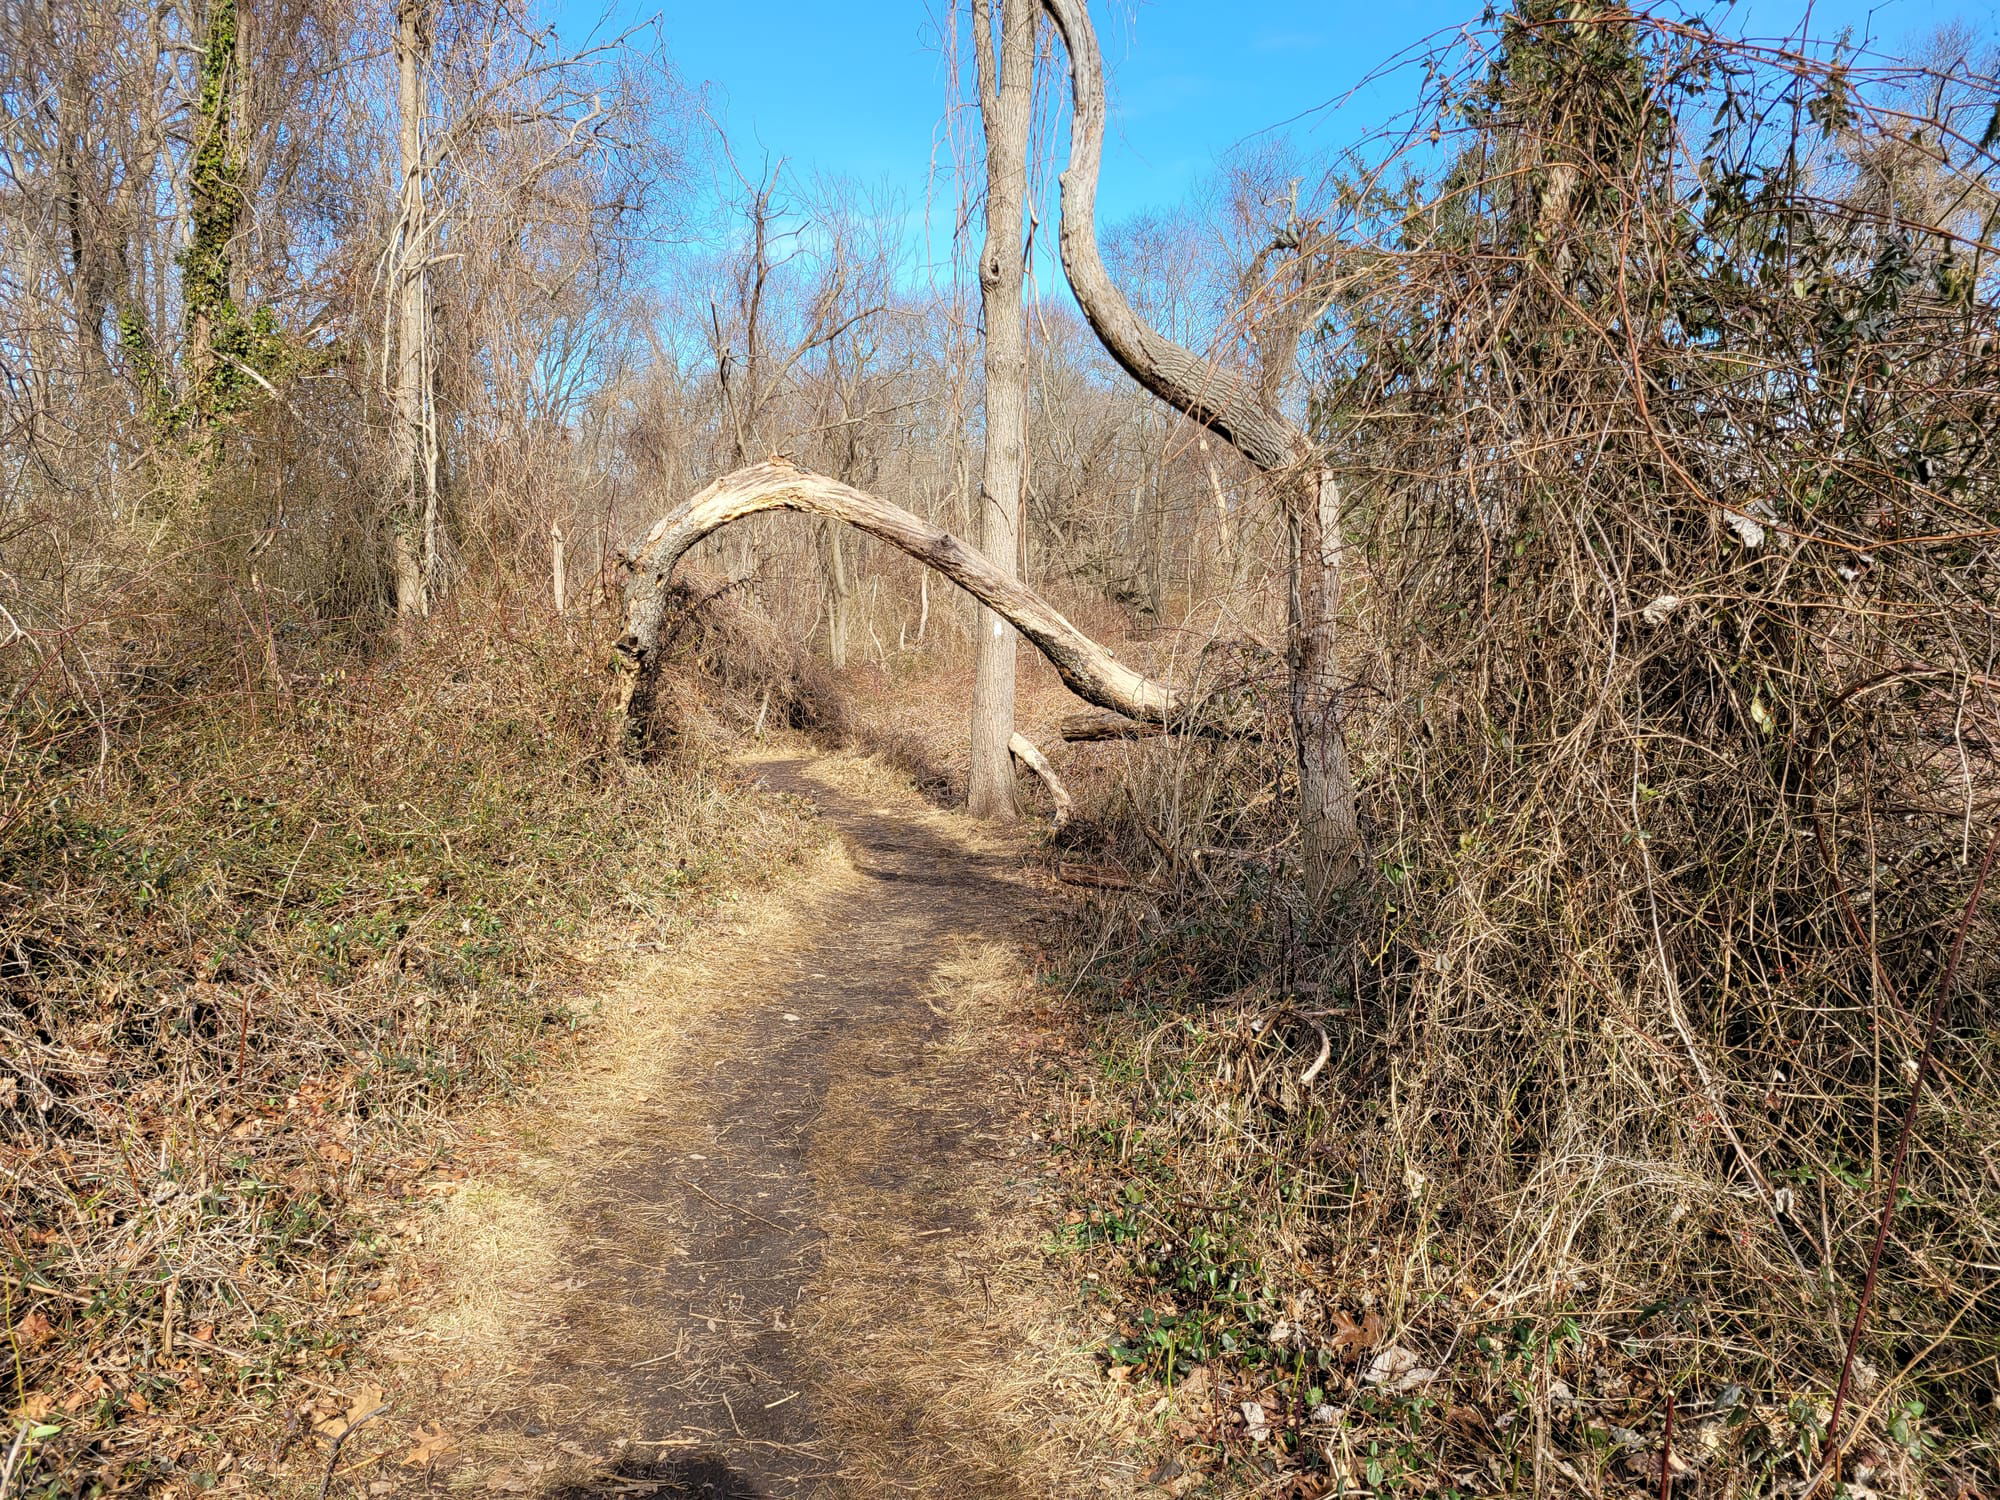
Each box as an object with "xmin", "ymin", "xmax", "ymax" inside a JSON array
[
  {"xmin": 551, "ymin": 520, "xmax": 567, "ymax": 613},
  {"xmin": 1199, "ymin": 436, "xmax": 1240, "ymax": 590},
  {"xmin": 1038, "ymin": 0, "xmax": 1361, "ymax": 897},
  {"xmin": 388, "ymin": 0, "xmax": 435, "ymax": 626},
  {"xmin": 183, "ymin": 0, "xmax": 243, "ymax": 491},
  {"xmin": 967, "ymin": 0, "xmax": 1034, "ymax": 819},
  {"xmin": 616, "ymin": 460, "xmax": 1179, "ymax": 746},
  {"xmin": 1290, "ymin": 468, "xmax": 1360, "ymax": 895},
  {"xmin": 819, "ymin": 520, "xmax": 851, "ymax": 669}
]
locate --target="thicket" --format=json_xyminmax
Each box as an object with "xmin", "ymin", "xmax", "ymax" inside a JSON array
[
  {"xmin": 0, "ymin": 565, "xmax": 810, "ymax": 1488},
  {"xmin": 1051, "ymin": 8, "xmax": 2000, "ymax": 1494},
  {"xmin": 0, "ymin": 3, "xmax": 782, "ymax": 1482}
]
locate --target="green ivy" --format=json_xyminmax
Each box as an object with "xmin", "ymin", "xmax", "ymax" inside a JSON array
[{"xmin": 124, "ymin": 0, "xmax": 301, "ymax": 466}]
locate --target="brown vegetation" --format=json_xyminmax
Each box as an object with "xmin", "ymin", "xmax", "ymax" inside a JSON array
[
  {"xmin": 1031, "ymin": 8, "xmax": 2000, "ymax": 1495},
  {"xmin": 4, "ymin": 0, "xmax": 1998, "ymax": 1495}
]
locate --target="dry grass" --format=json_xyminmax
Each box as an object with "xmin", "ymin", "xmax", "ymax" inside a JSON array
[
  {"xmin": 250, "ymin": 750, "xmax": 1153, "ymax": 1499},
  {"xmin": 794, "ymin": 929, "xmax": 1149, "ymax": 1498},
  {"xmin": 0, "ymin": 579, "xmax": 820, "ymax": 1494},
  {"xmin": 314, "ymin": 833, "xmax": 853, "ymax": 1489}
]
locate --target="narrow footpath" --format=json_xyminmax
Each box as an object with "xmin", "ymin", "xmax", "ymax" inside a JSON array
[{"xmin": 330, "ymin": 754, "xmax": 1145, "ymax": 1500}]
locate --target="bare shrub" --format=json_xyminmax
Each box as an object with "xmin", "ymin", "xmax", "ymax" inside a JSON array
[{"xmin": 1055, "ymin": 9, "xmax": 2000, "ymax": 1491}]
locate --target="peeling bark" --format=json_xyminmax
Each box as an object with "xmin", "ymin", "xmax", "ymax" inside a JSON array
[
  {"xmin": 388, "ymin": 0, "xmax": 436, "ymax": 624},
  {"xmin": 617, "ymin": 460, "xmax": 1179, "ymax": 743}
]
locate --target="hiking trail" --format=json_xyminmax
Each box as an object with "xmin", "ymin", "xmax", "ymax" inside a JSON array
[{"xmin": 323, "ymin": 753, "xmax": 1145, "ymax": 1500}]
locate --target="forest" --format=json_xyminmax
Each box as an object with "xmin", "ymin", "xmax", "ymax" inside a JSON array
[{"xmin": 2, "ymin": 0, "xmax": 1997, "ymax": 1495}]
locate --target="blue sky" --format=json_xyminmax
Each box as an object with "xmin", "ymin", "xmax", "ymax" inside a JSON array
[{"xmin": 558, "ymin": 0, "xmax": 1993, "ymax": 268}]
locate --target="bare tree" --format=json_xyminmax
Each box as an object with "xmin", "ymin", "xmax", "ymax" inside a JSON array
[
  {"xmin": 966, "ymin": 0, "xmax": 1034, "ymax": 818},
  {"xmin": 385, "ymin": 0, "xmax": 436, "ymax": 623},
  {"xmin": 713, "ymin": 157, "xmax": 789, "ymax": 469},
  {"xmin": 1039, "ymin": 0, "xmax": 1359, "ymax": 895}
]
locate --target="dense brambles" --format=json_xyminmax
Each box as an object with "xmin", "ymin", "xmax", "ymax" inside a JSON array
[{"xmin": 1052, "ymin": 8, "xmax": 1999, "ymax": 1494}]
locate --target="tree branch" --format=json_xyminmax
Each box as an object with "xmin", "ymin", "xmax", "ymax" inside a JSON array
[
  {"xmin": 616, "ymin": 460, "xmax": 1181, "ymax": 739},
  {"xmin": 1008, "ymin": 732, "xmax": 1072, "ymax": 827},
  {"xmin": 1038, "ymin": 0, "xmax": 1307, "ymax": 475},
  {"xmin": 1058, "ymin": 710, "xmax": 1263, "ymax": 743}
]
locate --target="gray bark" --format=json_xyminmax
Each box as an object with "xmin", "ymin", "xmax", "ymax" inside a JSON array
[
  {"xmin": 616, "ymin": 460, "xmax": 1179, "ymax": 743},
  {"xmin": 388, "ymin": 0, "xmax": 436, "ymax": 624},
  {"xmin": 1009, "ymin": 732, "xmax": 1072, "ymax": 828},
  {"xmin": 1038, "ymin": 0, "xmax": 1360, "ymax": 894},
  {"xmin": 968, "ymin": 0, "xmax": 1034, "ymax": 820},
  {"xmin": 1059, "ymin": 710, "xmax": 1262, "ymax": 744}
]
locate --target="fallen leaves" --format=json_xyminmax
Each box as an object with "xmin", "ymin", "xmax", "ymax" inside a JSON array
[
  {"xmin": 13, "ymin": 1310, "xmax": 56, "ymax": 1348},
  {"xmin": 1326, "ymin": 1306, "xmax": 1383, "ymax": 1355},
  {"xmin": 1239, "ymin": 1400, "xmax": 1271, "ymax": 1442},
  {"xmin": 307, "ymin": 1382, "xmax": 389, "ymax": 1442},
  {"xmin": 401, "ymin": 1422, "xmax": 453, "ymax": 1467},
  {"xmin": 344, "ymin": 1383, "xmax": 388, "ymax": 1428},
  {"xmin": 1361, "ymin": 1345, "xmax": 1436, "ymax": 1394}
]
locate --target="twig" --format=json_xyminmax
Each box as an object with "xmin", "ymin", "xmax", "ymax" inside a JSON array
[
  {"xmin": 0, "ymin": 1421, "xmax": 31, "ymax": 1500},
  {"xmin": 1298, "ymin": 1022, "xmax": 1332, "ymax": 1087},
  {"xmin": 1659, "ymin": 1387, "xmax": 1675, "ymax": 1500},
  {"xmin": 1820, "ymin": 818, "xmax": 2000, "ymax": 1481},
  {"xmin": 1053, "ymin": 862, "xmax": 1148, "ymax": 891},
  {"xmin": 679, "ymin": 1177, "xmax": 793, "ymax": 1234},
  {"xmin": 0, "ymin": 1275, "xmax": 90, "ymax": 1307},
  {"xmin": 316, "ymin": 1404, "xmax": 388, "ymax": 1500}
]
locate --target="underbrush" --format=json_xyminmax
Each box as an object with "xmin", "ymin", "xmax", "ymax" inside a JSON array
[
  {"xmin": 1037, "ymin": 14, "xmax": 2000, "ymax": 1497},
  {"xmin": 1039, "ymin": 526, "xmax": 1998, "ymax": 1496},
  {"xmin": 0, "ymin": 584, "xmax": 815, "ymax": 1494},
  {"xmin": 1048, "ymin": 761, "xmax": 1994, "ymax": 1498},
  {"xmin": 1036, "ymin": 523, "xmax": 1997, "ymax": 1498}
]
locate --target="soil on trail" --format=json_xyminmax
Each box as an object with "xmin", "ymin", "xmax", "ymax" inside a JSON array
[{"xmin": 349, "ymin": 754, "xmax": 1140, "ymax": 1500}]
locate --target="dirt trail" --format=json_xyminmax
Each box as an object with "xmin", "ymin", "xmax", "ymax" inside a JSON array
[{"xmin": 348, "ymin": 754, "xmax": 1142, "ymax": 1500}]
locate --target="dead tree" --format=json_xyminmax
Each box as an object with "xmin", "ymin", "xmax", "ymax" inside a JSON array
[
  {"xmin": 967, "ymin": 0, "xmax": 1035, "ymax": 820},
  {"xmin": 616, "ymin": 459, "xmax": 1178, "ymax": 739},
  {"xmin": 1038, "ymin": 0, "xmax": 1359, "ymax": 896}
]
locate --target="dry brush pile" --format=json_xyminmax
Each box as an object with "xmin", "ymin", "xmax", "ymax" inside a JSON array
[{"xmin": 1050, "ymin": 9, "xmax": 2000, "ymax": 1495}]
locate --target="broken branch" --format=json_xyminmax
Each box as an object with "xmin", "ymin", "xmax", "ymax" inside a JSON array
[
  {"xmin": 1008, "ymin": 732, "xmax": 1073, "ymax": 828},
  {"xmin": 617, "ymin": 459, "xmax": 1181, "ymax": 741}
]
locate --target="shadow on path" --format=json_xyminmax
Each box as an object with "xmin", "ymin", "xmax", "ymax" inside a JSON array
[{"xmin": 545, "ymin": 1452, "xmax": 772, "ymax": 1499}]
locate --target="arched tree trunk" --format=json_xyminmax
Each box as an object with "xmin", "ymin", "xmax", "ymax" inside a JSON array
[
  {"xmin": 1038, "ymin": 0, "xmax": 1360, "ymax": 898},
  {"xmin": 616, "ymin": 460, "xmax": 1179, "ymax": 743}
]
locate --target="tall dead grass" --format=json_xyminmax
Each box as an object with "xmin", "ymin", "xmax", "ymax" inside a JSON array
[{"xmin": 1050, "ymin": 10, "xmax": 2000, "ymax": 1494}]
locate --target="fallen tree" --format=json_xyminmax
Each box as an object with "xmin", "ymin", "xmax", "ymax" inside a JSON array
[
  {"xmin": 1058, "ymin": 709, "xmax": 1265, "ymax": 744},
  {"xmin": 615, "ymin": 458, "xmax": 1181, "ymax": 745}
]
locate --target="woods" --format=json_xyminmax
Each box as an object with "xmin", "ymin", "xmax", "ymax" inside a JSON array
[{"xmin": 4, "ymin": 0, "xmax": 1999, "ymax": 1494}]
